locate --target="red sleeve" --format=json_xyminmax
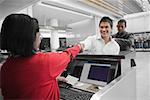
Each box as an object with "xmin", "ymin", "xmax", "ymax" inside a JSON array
[
  {"xmin": 47, "ymin": 45, "xmax": 80, "ymax": 78},
  {"xmin": 0, "ymin": 63, "xmax": 3, "ymax": 88}
]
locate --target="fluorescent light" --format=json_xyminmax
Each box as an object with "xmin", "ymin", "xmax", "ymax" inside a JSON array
[
  {"xmin": 58, "ymin": 30, "xmax": 66, "ymax": 33},
  {"xmin": 40, "ymin": 28, "xmax": 51, "ymax": 33},
  {"xmin": 38, "ymin": 1, "xmax": 93, "ymax": 19}
]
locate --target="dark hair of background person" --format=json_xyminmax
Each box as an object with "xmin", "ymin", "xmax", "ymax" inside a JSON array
[
  {"xmin": 0, "ymin": 14, "xmax": 39, "ymax": 56},
  {"xmin": 118, "ymin": 19, "xmax": 126, "ymax": 27},
  {"xmin": 99, "ymin": 16, "xmax": 113, "ymax": 29}
]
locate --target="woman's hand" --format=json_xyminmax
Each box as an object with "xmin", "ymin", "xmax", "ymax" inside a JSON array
[
  {"xmin": 56, "ymin": 76, "xmax": 68, "ymax": 83},
  {"xmin": 77, "ymin": 43, "xmax": 84, "ymax": 52}
]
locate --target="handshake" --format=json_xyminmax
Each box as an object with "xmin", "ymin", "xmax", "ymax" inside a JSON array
[
  {"xmin": 77, "ymin": 43, "xmax": 85, "ymax": 53},
  {"xmin": 67, "ymin": 43, "xmax": 85, "ymax": 53}
]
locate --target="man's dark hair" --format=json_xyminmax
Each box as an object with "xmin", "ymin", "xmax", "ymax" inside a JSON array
[
  {"xmin": 99, "ymin": 16, "xmax": 113, "ymax": 29},
  {"xmin": 0, "ymin": 14, "xmax": 39, "ymax": 56},
  {"xmin": 118, "ymin": 19, "xmax": 126, "ymax": 27}
]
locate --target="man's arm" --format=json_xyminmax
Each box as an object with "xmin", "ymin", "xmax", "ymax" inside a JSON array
[
  {"xmin": 80, "ymin": 36, "xmax": 92, "ymax": 51},
  {"xmin": 114, "ymin": 33, "xmax": 134, "ymax": 51}
]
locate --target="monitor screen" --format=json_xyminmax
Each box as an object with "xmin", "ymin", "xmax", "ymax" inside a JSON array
[
  {"xmin": 40, "ymin": 38, "xmax": 51, "ymax": 51},
  {"xmin": 88, "ymin": 65, "xmax": 110, "ymax": 82},
  {"xmin": 80, "ymin": 63, "xmax": 111, "ymax": 86},
  {"xmin": 59, "ymin": 38, "xmax": 66, "ymax": 48}
]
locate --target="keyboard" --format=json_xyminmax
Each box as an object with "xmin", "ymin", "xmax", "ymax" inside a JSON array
[{"xmin": 59, "ymin": 87, "xmax": 94, "ymax": 100}]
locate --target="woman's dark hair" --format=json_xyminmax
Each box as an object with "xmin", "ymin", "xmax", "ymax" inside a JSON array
[
  {"xmin": 99, "ymin": 16, "xmax": 113, "ymax": 29},
  {"xmin": 32, "ymin": 18, "xmax": 39, "ymax": 33},
  {"xmin": 0, "ymin": 14, "xmax": 39, "ymax": 56}
]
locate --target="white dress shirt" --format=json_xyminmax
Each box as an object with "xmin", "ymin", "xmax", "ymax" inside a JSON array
[{"xmin": 80, "ymin": 35, "xmax": 120, "ymax": 55}]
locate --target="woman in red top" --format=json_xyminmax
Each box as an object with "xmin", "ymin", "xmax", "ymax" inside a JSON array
[{"xmin": 0, "ymin": 14, "xmax": 83, "ymax": 100}]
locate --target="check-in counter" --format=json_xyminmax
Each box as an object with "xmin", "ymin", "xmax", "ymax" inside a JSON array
[
  {"xmin": 90, "ymin": 67, "xmax": 136, "ymax": 100},
  {"xmin": 76, "ymin": 50, "xmax": 136, "ymax": 76},
  {"xmin": 71, "ymin": 50, "xmax": 136, "ymax": 100},
  {"xmin": 0, "ymin": 50, "xmax": 136, "ymax": 100},
  {"xmin": 119, "ymin": 51, "xmax": 136, "ymax": 74}
]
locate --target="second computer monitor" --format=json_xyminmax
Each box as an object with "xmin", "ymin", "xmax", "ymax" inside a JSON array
[{"xmin": 80, "ymin": 63, "xmax": 114, "ymax": 86}]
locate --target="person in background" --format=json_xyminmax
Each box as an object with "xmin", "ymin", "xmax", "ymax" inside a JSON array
[
  {"xmin": 112, "ymin": 19, "xmax": 134, "ymax": 51},
  {"xmin": 80, "ymin": 16, "xmax": 120, "ymax": 55},
  {"xmin": 0, "ymin": 14, "xmax": 83, "ymax": 100},
  {"xmin": 147, "ymin": 34, "xmax": 150, "ymax": 48}
]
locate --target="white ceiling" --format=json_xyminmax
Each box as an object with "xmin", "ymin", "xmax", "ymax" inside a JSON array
[
  {"xmin": 33, "ymin": 0, "xmax": 150, "ymax": 28},
  {"xmin": 33, "ymin": 1, "xmax": 92, "ymax": 27},
  {"xmin": 0, "ymin": 0, "xmax": 150, "ymax": 29},
  {"xmin": 0, "ymin": 0, "xmax": 40, "ymax": 20},
  {"xmin": 79, "ymin": 0, "xmax": 145, "ymax": 18}
]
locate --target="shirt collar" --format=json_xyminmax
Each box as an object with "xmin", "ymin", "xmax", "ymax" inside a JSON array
[
  {"xmin": 96, "ymin": 34, "xmax": 112, "ymax": 41},
  {"xmin": 96, "ymin": 34, "xmax": 101, "ymax": 40}
]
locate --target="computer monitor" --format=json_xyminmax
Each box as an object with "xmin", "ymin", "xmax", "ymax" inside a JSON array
[
  {"xmin": 64, "ymin": 54, "xmax": 120, "ymax": 84},
  {"xmin": 80, "ymin": 63, "xmax": 115, "ymax": 86},
  {"xmin": 40, "ymin": 38, "xmax": 51, "ymax": 51},
  {"xmin": 57, "ymin": 38, "xmax": 67, "ymax": 51},
  {"xmin": 59, "ymin": 38, "xmax": 66, "ymax": 48},
  {"xmin": 66, "ymin": 60, "xmax": 88, "ymax": 78}
]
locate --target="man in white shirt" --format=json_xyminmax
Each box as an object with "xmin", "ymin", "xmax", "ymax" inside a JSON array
[{"xmin": 81, "ymin": 16, "xmax": 120, "ymax": 55}]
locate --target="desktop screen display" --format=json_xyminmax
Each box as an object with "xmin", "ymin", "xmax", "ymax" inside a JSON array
[
  {"xmin": 40, "ymin": 38, "xmax": 51, "ymax": 51},
  {"xmin": 80, "ymin": 63, "xmax": 111, "ymax": 86},
  {"xmin": 88, "ymin": 65, "xmax": 110, "ymax": 82}
]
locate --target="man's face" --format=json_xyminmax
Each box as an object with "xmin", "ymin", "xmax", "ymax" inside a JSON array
[
  {"xmin": 99, "ymin": 22, "xmax": 112, "ymax": 38},
  {"xmin": 117, "ymin": 22, "xmax": 126, "ymax": 33}
]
